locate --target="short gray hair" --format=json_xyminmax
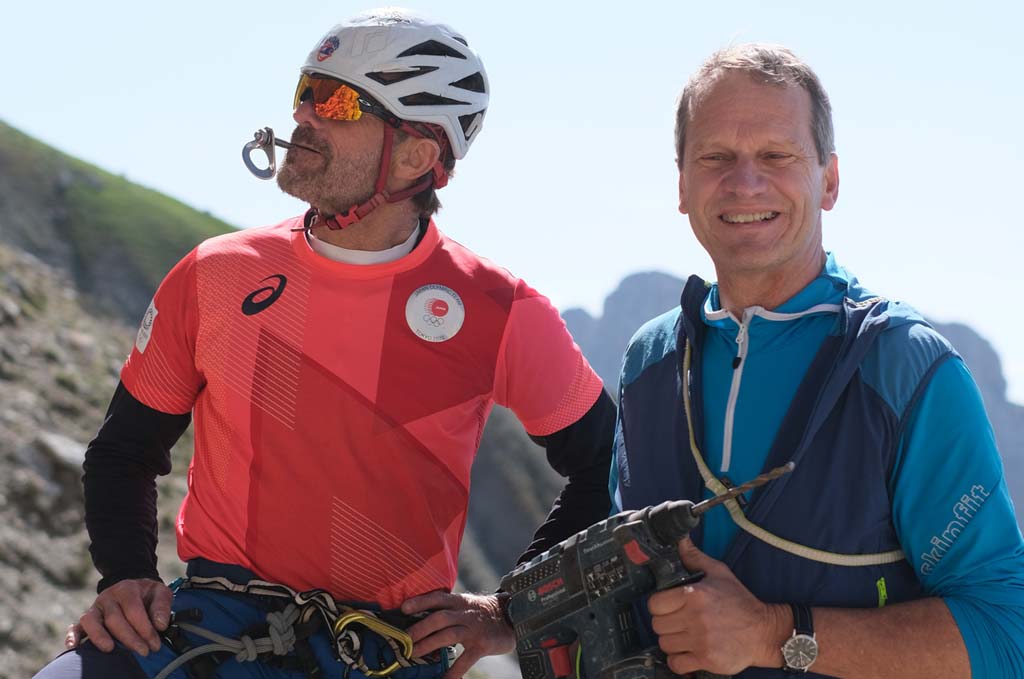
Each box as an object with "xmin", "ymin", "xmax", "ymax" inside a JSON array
[{"xmin": 675, "ymin": 44, "xmax": 834, "ymax": 167}]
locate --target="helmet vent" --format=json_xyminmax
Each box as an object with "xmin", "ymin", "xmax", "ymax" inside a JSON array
[
  {"xmin": 366, "ymin": 66, "xmax": 439, "ymax": 85},
  {"xmin": 459, "ymin": 111, "xmax": 484, "ymax": 136},
  {"xmin": 397, "ymin": 40, "xmax": 467, "ymax": 60},
  {"xmin": 449, "ymin": 73, "xmax": 486, "ymax": 93},
  {"xmin": 400, "ymin": 92, "xmax": 471, "ymax": 107}
]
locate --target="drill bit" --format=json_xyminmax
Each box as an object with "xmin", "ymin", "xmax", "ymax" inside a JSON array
[{"xmin": 691, "ymin": 461, "xmax": 795, "ymax": 516}]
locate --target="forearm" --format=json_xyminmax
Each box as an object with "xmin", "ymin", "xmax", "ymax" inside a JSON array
[
  {"xmin": 517, "ymin": 389, "xmax": 615, "ymax": 564},
  {"xmin": 85, "ymin": 460, "xmax": 162, "ymax": 589},
  {"xmin": 756, "ymin": 598, "xmax": 969, "ymax": 678},
  {"xmin": 84, "ymin": 382, "xmax": 190, "ymax": 591},
  {"xmin": 515, "ymin": 473, "xmax": 611, "ymax": 564}
]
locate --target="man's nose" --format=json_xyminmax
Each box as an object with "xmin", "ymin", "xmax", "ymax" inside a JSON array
[
  {"xmin": 293, "ymin": 99, "xmax": 320, "ymax": 126},
  {"xmin": 723, "ymin": 157, "xmax": 767, "ymax": 197}
]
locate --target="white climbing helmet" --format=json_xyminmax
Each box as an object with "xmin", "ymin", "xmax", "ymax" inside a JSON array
[{"xmin": 299, "ymin": 8, "xmax": 489, "ymax": 159}]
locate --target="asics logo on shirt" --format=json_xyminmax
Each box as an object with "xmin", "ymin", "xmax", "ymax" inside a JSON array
[{"xmin": 242, "ymin": 275, "xmax": 288, "ymax": 315}]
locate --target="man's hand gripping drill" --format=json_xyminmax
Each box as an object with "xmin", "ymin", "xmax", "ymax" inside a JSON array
[{"xmin": 499, "ymin": 463, "xmax": 794, "ymax": 679}]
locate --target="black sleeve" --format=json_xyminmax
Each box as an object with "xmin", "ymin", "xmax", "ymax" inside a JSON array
[
  {"xmin": 84, "ymin": 381, "xmax": 191, "ymax": 592},
  {"xmin": 514, "ymin": 388, "xmax": 616, "ymax": 565}
]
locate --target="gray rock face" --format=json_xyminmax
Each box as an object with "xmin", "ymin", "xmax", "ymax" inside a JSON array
[
  {"xmin": 563, "ymin": 271, "xmax": 1024, "ymax": 524},
  {"xmin": 0, "ymin": 244, "xmax": 146, "ymax": 675}
]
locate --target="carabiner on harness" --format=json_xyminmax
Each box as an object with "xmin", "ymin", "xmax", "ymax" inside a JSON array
[
  {"xmin": 242, "ymin": 127, "xmax": 319, "ymax": 180},
  {"xmin": 333, "ymin": 611, "xmax": 415, "ymax": 677}
]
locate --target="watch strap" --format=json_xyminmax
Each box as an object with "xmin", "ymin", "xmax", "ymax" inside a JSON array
[{"xmin": 790, "ymin": 602, "xmax": 813, "ymax": 636}]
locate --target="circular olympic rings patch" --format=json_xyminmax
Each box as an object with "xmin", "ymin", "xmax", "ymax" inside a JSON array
[{"xmin": 405, "ymin": 284, "xmax": 465, "ymax": 342}]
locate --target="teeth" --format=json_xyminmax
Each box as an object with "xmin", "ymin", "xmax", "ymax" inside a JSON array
[{"xmin": 722, "ymin": 211, "xmax": 779, "ymax": 224}]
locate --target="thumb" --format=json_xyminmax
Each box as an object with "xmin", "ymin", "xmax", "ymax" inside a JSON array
[
  {"xmin": 678, "ymin": 536, "xmax": 714, "ymax": 572},
  {"xmin": 65, "ymin": 623, "xmax": 82, "ymax": 649}
]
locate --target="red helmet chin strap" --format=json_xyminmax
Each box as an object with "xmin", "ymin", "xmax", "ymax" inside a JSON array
[{"xmin": 307, "ymin": 123, "xmax": 448, "ymax": 231}]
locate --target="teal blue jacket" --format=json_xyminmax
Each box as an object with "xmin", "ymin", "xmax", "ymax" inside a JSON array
[{"xmin": 611, "ymin": 254, "xmax": 1024, "ymax": 677}]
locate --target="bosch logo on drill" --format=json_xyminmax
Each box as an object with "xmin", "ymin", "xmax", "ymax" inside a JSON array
[{"xmin": 535, "ymin": 577, "xmax": 564, "ymax": 597}]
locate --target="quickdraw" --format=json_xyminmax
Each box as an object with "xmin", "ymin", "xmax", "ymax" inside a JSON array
[{"xmin": 154, "ymin": 574, "xmax": 436, "ymax": 679}]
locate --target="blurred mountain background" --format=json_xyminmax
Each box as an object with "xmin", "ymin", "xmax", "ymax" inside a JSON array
[{"xmin": 0, "ymin": 120, "xmax": 1020, "ymax": 676}]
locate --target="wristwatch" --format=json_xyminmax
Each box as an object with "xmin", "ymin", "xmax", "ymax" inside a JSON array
[{"xmin": 781, "ymin": 603, "xmax": 818, "ymax": 673}]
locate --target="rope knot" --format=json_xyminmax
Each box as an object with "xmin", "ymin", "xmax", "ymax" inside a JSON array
[
  {"xmin": 236, "ymin": 635, "xmax": 259, "ymax": 662},
  {"xmin": 266, "ymin": 605, "xmax": 299, "ymax": 655}
]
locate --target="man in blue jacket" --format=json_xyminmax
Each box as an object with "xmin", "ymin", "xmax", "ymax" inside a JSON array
[{"xmin": 611, "ymin": 43, "xmax": 1024, "ymax": 677}]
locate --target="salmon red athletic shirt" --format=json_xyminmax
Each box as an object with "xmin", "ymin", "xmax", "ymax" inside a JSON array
[{"xmin": 120, "ymin": 217, "xmax": 602, "ymax": 608}]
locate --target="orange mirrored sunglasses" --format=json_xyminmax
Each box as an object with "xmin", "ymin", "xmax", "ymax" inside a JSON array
[{"xmin": 293, "ymin": 74, "xmax": 364, "ymax": 121}]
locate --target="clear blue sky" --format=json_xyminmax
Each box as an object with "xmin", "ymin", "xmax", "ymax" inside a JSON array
[{"xmin": 3, "ymin": 1, "xmax": 1022, "ymax": 403}]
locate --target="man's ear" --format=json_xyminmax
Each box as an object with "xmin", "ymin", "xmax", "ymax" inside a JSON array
[
  {"xmin": 821, "ymin": 153, "xmax": 840, "ymax": 211},
  {"xmin": 678, "ymin": 166, "xmax": 689, "ymax": 215},
  {"xmin": 392, "ymin": 136, "xmax": 441, "ymax": 182}
]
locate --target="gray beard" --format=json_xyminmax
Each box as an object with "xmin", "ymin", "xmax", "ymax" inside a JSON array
[{"xmin": 276, "ymin": 142, "xmax": 381, "ymax": 215}]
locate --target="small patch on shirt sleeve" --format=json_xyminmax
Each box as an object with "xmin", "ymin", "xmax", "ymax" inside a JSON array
[{"xmin": 135, "ymin": 300, "xmax": 158, "ymax": 354}]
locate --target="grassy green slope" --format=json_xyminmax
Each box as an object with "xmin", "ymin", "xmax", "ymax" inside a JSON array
[
  {"xmin": 61, "ymin": 171, "xmax": 233, "ymax": 288},
  {"xmin": 0, "ymin": 120, "xmax": 234, "ymax": 319}
]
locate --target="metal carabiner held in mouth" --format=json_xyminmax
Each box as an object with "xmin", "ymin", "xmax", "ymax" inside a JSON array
[{"xmin": 242, "ymin": 127, "xmax": 318, "ymax": 179}]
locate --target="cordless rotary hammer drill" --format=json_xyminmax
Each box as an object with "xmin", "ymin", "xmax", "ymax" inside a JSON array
[{"xmin": 499, "ymin": 464, "xmax": 793, "ymax": 679}]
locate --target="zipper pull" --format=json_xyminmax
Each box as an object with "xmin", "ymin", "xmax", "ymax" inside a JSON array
[{"xmin": 733, "ymin": 320, "xmax": 748, "ymax": 369}]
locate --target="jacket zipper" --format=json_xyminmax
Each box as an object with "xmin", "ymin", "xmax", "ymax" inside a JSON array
[{"xmin": 721, "ymin": 308, "xmax": 754, "ymax": 472}]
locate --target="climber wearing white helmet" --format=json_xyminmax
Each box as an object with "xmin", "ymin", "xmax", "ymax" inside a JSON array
[
  {"xmin": 274, "ymin": 8, "xmax": 489, "ymax": 232},
  {"xmin": 35, "ymin": 8, "xmax": 616, "ymax": 679}
]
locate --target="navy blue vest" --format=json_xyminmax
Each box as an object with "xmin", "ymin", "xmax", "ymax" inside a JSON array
[{"xmin": 617, "ymin": 276, "xmax": 953, "ymax": 678}]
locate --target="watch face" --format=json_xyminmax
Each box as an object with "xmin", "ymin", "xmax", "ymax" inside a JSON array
[{"xmin": 783, "ymin": 633, "xmax": 819, "ymax": 670}]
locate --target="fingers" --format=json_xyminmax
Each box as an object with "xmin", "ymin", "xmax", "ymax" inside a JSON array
[
  {"xmin": 407, "ymin": 607, "xmax": 458, "ymax": 645},
  {"xmin": 411, "ymin": 625, "xmax": 466, "ymax": 659},
  {"xmin": 443, "ymin": 647, "xmax": 483, "ymax": 679},
  {"xmin": 665, "ymin": 651, "xmax": 702, "ymax": 677},
  {"xmin": 401, "ymin": 589, "xmax": 456, "ymax": 615},
  {"xmin": 650, "ymin": 602, "xmax": 692, "ymax": 635},
  {"xmin": 654, "ymin": 629, "xmax": 707, "ymax": 677},
  {"xmin": 97, "ymin": 600, "xmax": 155, "ymax": 656},
  {"xmin": 78, "ymin": 605, "xmax": 114, "ymax": 652},
  {"xmin": 121, "ymin": 594, "xmax": 163, "ymax": 653},
  {"xmin": 647, "ymin": 584, "xmax": 695, "ymax": 616},
  {"xmin": 77, "ymin": 579, "xmax": 172, "ymax": 656},
  {"xmin": 147, "ymin": 584, "xmax": 173, "ymax": 632},
  {"xmin": 404, "ymin": 593, "xmax": 514, "ymax": 660}
]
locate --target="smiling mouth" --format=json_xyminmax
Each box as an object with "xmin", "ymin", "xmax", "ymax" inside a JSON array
[{"xmin": 720, "ymin": 211, "xmax": 780, "ymax": 224}]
